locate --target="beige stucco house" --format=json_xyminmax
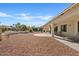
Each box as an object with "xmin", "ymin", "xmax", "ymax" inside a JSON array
[{"xmin": 42, "ymin": 3, "xmax": 79, "ymax": 37}]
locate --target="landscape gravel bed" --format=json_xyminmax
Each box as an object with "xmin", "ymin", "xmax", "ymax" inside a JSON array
[{"xmin": 0, "ymin": 33, "xmax": 79, "ymax": 56}]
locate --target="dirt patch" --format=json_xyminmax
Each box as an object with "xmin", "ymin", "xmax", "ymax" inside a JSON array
[{"xmin": 0, "ymin": 33, "xmax": 79, "ymax": 56}]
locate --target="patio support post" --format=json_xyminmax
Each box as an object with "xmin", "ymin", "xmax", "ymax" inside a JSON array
[{"xmin": 51, "ymin": 24, "xmax": 54, "ymax": 37}]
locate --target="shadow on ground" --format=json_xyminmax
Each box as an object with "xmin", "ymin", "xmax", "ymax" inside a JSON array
[{"xmin": 55, "ymin": 35, "xmax": 79, "ymax": 44}]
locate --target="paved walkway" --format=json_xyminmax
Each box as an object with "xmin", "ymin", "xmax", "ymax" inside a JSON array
[
  {"xmin": 34, "ymin": 33, "xmax": 79, "ymax": 52},
  {"xmin": 54, "ymin": 35, "xmax": 79, "ymax": 52}
]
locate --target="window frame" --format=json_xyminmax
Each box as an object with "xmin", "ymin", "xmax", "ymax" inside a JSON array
[
  {"xmin": 61, "ymin": 24, "xmax": 67, "ymax": 32},
  {"xmin": 54, "ymin": 26, "xmax": 58, "ymax": 32},
  {"xmin": 78, "ymin": 22, "xmax": 79, "ymax": 32}
]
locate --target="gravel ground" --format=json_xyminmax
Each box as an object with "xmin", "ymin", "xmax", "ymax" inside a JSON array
[{"xmin": 0, "ymin": 33, "xmax": 79, "ymax": 56}]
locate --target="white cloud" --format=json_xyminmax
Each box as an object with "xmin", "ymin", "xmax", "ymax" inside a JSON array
[
  {"xmin": 0, "ymin": 12, "xmax": 12, "ymax": 17},
  {"xmin": 16, "ymin": 13, "xmax": 34, "ymax": 20},
  {"xmin": 16, "ymin": 16, "xmax": 33, "ymax": 20},
  {"xmin": 16, "ymin": 13, "xmax": 53, "ymax": 21},
  {"xmin": 19, "ymin": 13, "xmax": 30, "ymax": 17},
  {"xmin": 0, "ymin": 12, "xmax": 53, "ymax": 21},
  {"xmin": 36, "ymin": 16, "xmax": 52, "ymax": 20}
]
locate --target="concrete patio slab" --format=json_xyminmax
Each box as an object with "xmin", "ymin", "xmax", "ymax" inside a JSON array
[{"xmin": 33, "ymin": 33, "xmax": 52, "ymax": 37}]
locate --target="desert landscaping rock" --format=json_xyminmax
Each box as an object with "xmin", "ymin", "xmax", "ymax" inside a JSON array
[{"xmin": 0, "ymin": 33, "xmax": 79, "ymax": 56}]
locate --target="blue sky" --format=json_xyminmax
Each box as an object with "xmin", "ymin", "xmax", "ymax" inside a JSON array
[{"xmin": 0, "ymin": 3, "xmax": 71, "ymax": 27}]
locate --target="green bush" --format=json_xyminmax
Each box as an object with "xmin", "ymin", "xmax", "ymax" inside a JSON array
[
  {"xmin": 2, "ymin": 28, "xmax": 7, "ymax": 32},
  {"xmin": 29, "ymin": 28, "xmax": 33, "ymax": 32},
  {"xmin": 29, "ymin": 29, "xmax": 33, "ymax": 32}
]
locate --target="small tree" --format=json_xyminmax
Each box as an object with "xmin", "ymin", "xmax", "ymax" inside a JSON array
[
  {"xmin": 20, "ymin": 24, "xmax": 27, "ymax": 31},
  {"xmin": 31, "ymin": 26, "xmax": 39, "ymax": 32},
  {"xmin": 27, "ymin": 26, "xmax": 33, "ymax": 32},
  {"xmin": 15, "ymin": 23, "xmax": 21, "ymax": 31}
]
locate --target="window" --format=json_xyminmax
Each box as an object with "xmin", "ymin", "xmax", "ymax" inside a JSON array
[
  {"xmin": 54, "ymin": 26, "xmax": 58, "ymax": 32},
  {"xmin": 61, "ymin": 24, "xmax": 67, "ymax": 32},
  {"xmin": 78, "ymin": 22, "xmax": 79, "ymax": 32}
]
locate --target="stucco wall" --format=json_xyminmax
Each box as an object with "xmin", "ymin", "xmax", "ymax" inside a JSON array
[{"xmin": 52, "ymin": 4, "xmax": 79, "ymax": 37}]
